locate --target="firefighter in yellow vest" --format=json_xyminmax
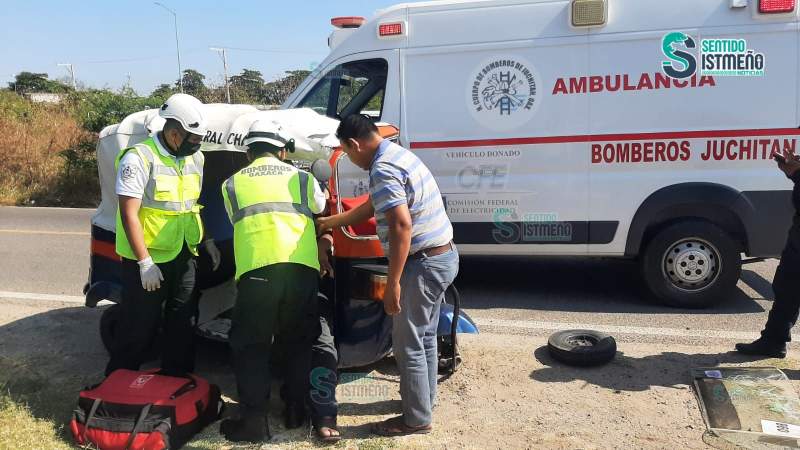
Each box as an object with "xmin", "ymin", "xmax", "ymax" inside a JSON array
[
  {"xmin": 220, "ymin": 120, "xmax": 326, "ymax": 443},
  {"xmin": 105, "ymin": 93, "xmax": 221, "ymax": 377}
]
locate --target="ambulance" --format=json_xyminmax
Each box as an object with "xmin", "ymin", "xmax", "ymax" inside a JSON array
[{"xmin": 281, "ymin": 0, "xmax": 800, "ymax": 308}]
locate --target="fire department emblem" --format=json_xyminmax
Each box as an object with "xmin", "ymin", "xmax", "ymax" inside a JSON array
[{"xmin": 469, "ymin": 57, "xmax": 538, "ymax": 130}]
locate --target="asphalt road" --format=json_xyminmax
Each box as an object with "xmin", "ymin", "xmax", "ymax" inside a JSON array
[{"xmin": 0, "ymin": 206, "xmax": 792, "ymax": 349}]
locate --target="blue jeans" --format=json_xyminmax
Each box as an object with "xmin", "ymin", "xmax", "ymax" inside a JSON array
[{"xmin": 393, "ymin": 245, "xmax": 459, "ymax": 427}]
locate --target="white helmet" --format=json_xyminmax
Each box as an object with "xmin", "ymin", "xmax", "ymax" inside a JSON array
[
  {"xmin": 244, "ymin": 120, "xmax": 295, "ymax": 151},
  {"xmin": 159, "ymin": 93, "xmax": 207, "ymax": 136}
]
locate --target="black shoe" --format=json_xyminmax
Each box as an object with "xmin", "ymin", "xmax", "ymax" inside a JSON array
[
  {"xmin": 735, "ymin": 339, "xmax": 787, "ymax": 359},
  {"xmin": 220, "ymin": 415, "xmax": 269, "ymax": 443},
  {"xmin": 284, "ymin": 403, "xmax": 307, "ymax": 429}
]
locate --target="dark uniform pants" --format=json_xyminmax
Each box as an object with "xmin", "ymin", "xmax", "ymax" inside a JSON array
[
  {"xmin": 309, "ymin": 276, "xmax": 338, "ymax": 422},
  {"xmin": 105, "ymin": 246, "xmax": 198, "ymax": 376},
  {"xmin": 230, "ymin": 263, "xmax": 320, "ymax": 417},
  {"xmin": 762, "ymin": 225, "xmax": 800, "ymax": 344}
]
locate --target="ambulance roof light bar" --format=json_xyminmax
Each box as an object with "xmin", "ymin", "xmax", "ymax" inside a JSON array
[
  {"xmin": 331, "ymin": 16, "xmax": 366, "ymax": 29},
  {"xmin": 759, "ymin": 0, "xmax": 796, "ymax": 13}
]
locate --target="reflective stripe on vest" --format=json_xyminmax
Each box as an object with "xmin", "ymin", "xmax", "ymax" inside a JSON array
[
  {"xmin": 225, "ymin": 171, "xmax": 312, "ymax": 224},
  {"xmin": 132, "ymin": 143, "xmax": 203, "ymax": 212}
]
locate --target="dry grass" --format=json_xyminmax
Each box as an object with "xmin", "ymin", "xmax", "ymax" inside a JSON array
[
  {"xmin": 0, "ymin": 357, "xmax": 76, "ymax": 450},
  {"xmin": 0, "ymin": 396, "xmax": 73, "ymax": 450},
  {"xmin": 0, "ymin": 92, "xmax": 98, "ymax": 207}
]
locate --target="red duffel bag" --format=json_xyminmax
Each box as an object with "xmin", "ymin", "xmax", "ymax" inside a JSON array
[{"xmin": 70, "ymin": 369, "xmax": 223, "ymax": 450}]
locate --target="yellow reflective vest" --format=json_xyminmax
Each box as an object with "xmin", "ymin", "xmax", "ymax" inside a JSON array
[
  {"xmin": 115, "ymin": 137, "xmax": 204, "ymax": 263},
  {"xmin": 222, "ymin": 155, "xmax": 319, "ymax": 280}
]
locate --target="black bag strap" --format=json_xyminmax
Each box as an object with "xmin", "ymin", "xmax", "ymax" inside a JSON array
[
  {"xmin": 124, "ymin": 403, "xmax": 152, "ymax": 450},
  {"xmin": 81, "ymin": 398, "xmax": 102, "ymax": 443},
  {"xmin": 170, "ymin": 379, "xmax": 197, "ymax": 399}
]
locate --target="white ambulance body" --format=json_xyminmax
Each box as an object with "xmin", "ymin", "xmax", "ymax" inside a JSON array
[{"xmin": 283, "ymin": 0, "xmax": 799, "ymax": 307}]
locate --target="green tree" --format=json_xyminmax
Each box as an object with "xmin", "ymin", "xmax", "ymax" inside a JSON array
[
  {"xmin": 262, "ymin": 70, "xmax": 311, "ymax": 105},
  {"xmin": 68, "ymin": 87, "xmax": 163, "ymax": 133},
  {"xmin": 8, "ymin": 72, "xmax": 71, "ymax": 95},
  {"xmin": 229, "ymin": 69, "xmax": 265, "ymax": 104},
  {"xmin": 178, "ymin": 69, "xmax": 206, "ymax": 97},
  {"xmin": 151, "ymin": 83, "xmax": 176, "ymax": 101}
]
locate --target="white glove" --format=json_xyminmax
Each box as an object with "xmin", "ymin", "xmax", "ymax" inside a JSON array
[
  {"xmin": 138, "ymin": 257, "xmax": 164, "ymax": 292},
  {"xmin": 202, "ymin": 239, "xmax": 221, "ymax": 271}
]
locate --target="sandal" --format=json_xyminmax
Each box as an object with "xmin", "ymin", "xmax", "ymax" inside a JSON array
[
  {"xmin": 313, "ymin": 416, "xmax": 341, "ymax": 443},
  {"xmin": 371, "ymin": 416, "xmax": 432, "ymax": 437}
]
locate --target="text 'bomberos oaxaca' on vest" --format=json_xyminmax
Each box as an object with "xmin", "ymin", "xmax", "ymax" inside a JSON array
[{"xmin": 240, "ymin": 164, "xmax": 294, "ymax": 177}]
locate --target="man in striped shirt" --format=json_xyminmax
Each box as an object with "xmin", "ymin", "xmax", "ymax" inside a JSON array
[{"xmin": 317, "ymin": 115, "xmax": 458, "ymax": 436}]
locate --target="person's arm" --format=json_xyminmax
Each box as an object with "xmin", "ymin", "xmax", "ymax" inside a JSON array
[
  {"xmin": 382, "ymin": 204, "xmax": 412, "ymax": 315},
  {"xmin": 779, "ymin": 152, "xmax": 800, "ymax": 180},
  {"xmin": 317, "ymin": 232, "xmax": 335, "ymax": 278},
  {"xmin": 316, "ymin": 199, "xmax": 375, "ymax": 232},
  {"xmin": 119, "ymin": 196, "xmax": 149, "ymax": 261}
]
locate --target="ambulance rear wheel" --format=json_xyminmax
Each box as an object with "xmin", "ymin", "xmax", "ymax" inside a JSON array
[
  {"xmin": 100, "ymin": 304, "xmax": 121, "ymax": 354},
  {"xmin": 641, "ymin": 220, "xmax": 741, "ymax": 309}
]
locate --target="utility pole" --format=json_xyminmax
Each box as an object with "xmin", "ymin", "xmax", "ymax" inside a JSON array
[
  {"xmin": 57, "ymin": 63, "xmax": 76, "ymax": 89},
  {"xmin": 210, "ymin": 47, "xmax": 231, "ymax": 103},
  {"xmin": 154, "ymin": 2, "xmax": 183, "ymax": 93}
]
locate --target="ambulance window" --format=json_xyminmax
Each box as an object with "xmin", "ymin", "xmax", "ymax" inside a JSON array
[{"xmin": 298, "ymin": 59, "xmax": 388, "ymax": 120}]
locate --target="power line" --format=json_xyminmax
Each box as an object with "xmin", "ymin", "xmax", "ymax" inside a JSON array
[{"xmin": 214, "ymin": 46, "xmax": 325, "ymax": 55}]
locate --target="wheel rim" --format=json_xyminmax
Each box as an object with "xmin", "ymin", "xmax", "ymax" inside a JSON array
[
  {"xmin": 566, "ymin": 334, "xmax": 598, "ymax": 347},
  {"xmin": 662, "ymin": 237, "xmax": 721, "ymax": 293}
]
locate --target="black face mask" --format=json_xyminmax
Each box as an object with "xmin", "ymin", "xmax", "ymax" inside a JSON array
[
  {"xmin": 177, "ymin": 133, "xmax": 202, "ymax": 157},
  {"xmin": 167, "ymin": 131, "xmax": 201, "ymax": 157}
]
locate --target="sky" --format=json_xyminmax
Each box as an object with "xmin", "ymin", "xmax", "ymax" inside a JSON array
[{"xmin": 1, "ymin": 0, "xmax": 421, "ymax": 95}]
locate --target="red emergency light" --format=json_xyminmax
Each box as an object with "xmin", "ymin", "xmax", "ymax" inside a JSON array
[
  {"xmin": 378, "ymin": 22, "xmax": 405, "ymax": 37},
  {"xmin": 759, "ymin": 0, "xmax": 796, "ymax": 13},
  {"xmin": 331, "ymin": 16, "xmax": 366, "ymax": 29}
]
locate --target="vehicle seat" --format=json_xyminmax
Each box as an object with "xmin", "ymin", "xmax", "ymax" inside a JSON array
[{"xmin": 340, "ymin": 194, "xmax": 377, "ymax": 236}]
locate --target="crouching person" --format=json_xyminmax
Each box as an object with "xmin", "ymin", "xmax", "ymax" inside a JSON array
[
  {"xmin": 220, "ymin": 120, "xmax": 325, "ymax": 443},
  {"xmin": 307, "ymin": 233, "xmax": 341, "ymax": 442}
]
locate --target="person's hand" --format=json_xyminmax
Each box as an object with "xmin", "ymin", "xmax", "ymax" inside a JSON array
[
  {"xmin": 318, "ymin": 248, "xmax": 335, "ymax": 278},
  {"xmin": 778, "ymin": 152, "xmax": 800, "ymax": 178},
  {"xmin": 382, "ymin": 282, "xmax": 401, "ymax": 315},
  {"xmin": 316, "ymin": 216, "xmax": 335, "ymax": 232},
  {"xmin": 201, "ymin": 239, "xmax": 221, "ymax": 271},
  {"xmin": 138, "ymin": 257, "xmax": 164, "ymax": 291}
]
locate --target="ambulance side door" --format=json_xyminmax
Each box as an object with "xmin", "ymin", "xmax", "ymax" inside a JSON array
[{"xmin": 399, "ymin": 3, "xmax": 591, "ymax": 255}]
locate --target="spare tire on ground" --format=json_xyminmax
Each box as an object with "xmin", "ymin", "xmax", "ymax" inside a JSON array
[{"xmin": 547, "ymin": 329, "xmax": 617, "ymax": 367}]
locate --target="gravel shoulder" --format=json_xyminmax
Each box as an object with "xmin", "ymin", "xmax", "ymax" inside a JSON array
[{"xmin": 1, "ymin": 301, "xmax": 797, "ymax": 449}]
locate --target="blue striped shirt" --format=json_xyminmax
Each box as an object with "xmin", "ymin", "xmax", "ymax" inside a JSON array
[{"xmin": 369, "ymin": 140, "xmax": 453, "ymax": 255}]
